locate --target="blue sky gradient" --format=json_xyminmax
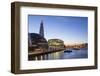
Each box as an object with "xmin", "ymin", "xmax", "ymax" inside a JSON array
[{"xmin": 28, "ymin": 15, "xmax": 88, "ymax": 45}]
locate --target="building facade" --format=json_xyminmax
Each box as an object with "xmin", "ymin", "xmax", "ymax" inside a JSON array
[{"xmin": 48, "ymin": 39, "xmax": 65, "ymax": 49}]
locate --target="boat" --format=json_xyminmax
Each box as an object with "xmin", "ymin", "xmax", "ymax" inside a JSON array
[{"xmin": 64, "ymin": 49, "xmax": 72, "ymax": 53}]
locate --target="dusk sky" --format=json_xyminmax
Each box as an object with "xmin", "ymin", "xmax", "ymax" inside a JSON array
[{"xmin": 28, "ymin": 15, "xmax": 88, "ymax": 45}]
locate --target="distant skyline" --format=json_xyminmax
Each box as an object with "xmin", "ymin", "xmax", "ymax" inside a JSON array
[{"xmin": 28, "ymin": 15, "xmax": 88, "ymax": 45}]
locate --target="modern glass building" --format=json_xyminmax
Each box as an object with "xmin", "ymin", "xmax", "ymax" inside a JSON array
[{"xmin": 48, "ymin": 39, "xmax": 65, "ymax": 49}]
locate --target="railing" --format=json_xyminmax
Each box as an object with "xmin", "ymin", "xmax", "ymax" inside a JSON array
[
  {"xmin": 28, "ymin": 47, "xmax": 65, "ymax": 56},
  {"xmin": 28, "ymin": 47, "xmax": 65, "ymax": 60}
]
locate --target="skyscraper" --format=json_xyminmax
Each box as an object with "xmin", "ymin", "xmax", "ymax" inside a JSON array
[{"xmin": 39, "ymin": 20, "xmax": 44, "ymax": 37}]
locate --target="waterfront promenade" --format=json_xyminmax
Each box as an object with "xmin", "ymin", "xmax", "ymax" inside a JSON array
[{"xmin": 28, "ymin": 48, "xmax": 65, "ymax": 56}]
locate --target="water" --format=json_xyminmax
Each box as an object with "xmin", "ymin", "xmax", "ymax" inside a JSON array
[
  {"xmin": 30, "ymin": 48, "xmax": 88, "ymax": 60},
  {"xmin": 45, "ymin": 48, "xmax": 88, "ymax": 60}
]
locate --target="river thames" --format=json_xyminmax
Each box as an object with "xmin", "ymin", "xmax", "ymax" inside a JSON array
[{"xmin": 32, "ymin": 48, "xmax": 88, "ymax": 60}]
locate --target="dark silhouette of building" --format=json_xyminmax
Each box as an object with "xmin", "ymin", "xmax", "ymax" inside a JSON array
[
  {"xmin": 28, "ymin": 20, "xmax": 48, "ymax": 55},
  {"xmin": 28, "ymin": 33, "xmax": 48, "ymax": 52},
  {"xmin": 39, "ymin": 20, "xmax": 44, "ymax": 37}
]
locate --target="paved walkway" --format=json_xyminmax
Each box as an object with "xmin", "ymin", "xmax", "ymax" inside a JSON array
[{"xmin": 28, "ymin": 48, "xmax": 65, "ymax": 56}]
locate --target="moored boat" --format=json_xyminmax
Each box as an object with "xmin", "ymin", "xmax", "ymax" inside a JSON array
[{"xmin": 64, "ymin": 49, "xmax": 72, "ymax": 53}]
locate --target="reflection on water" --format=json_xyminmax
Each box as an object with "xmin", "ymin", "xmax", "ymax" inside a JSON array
[{"xmin": 31, "ymin": 48, "xmax": 88, "ymax": 60}]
